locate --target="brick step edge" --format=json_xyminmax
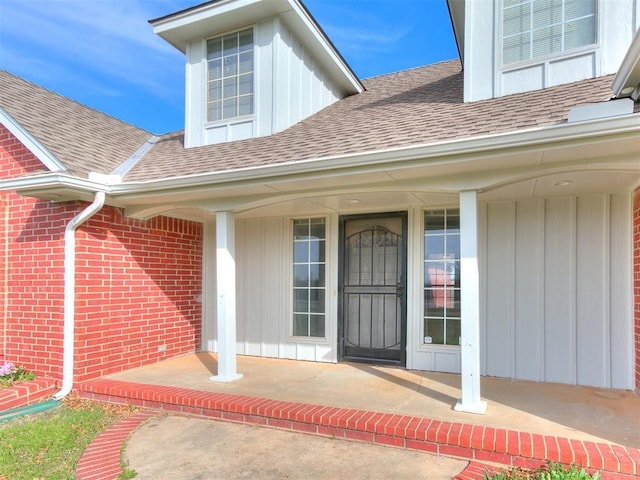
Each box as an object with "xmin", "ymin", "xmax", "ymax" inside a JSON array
[
  {"xmin": 75, "ymin": 379, "xmax": 640, "ymax": 478},
  {"xmin": 0, "ymin": 378, "xmax": 57, "ymax": 412},
  {"xmin": 75, "ymin": 410, "xmax": 156, "ymax": 480}
]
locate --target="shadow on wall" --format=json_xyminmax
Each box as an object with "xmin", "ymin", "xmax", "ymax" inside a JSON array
[{"xmin": 9, "ymin": 200, "xmax": 204, "ymax": 381}]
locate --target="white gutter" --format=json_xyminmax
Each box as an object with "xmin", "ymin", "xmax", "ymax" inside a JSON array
[
  {"xmin": 1, "ymin": 111, "xmax": 638, "ymax": 199},
  {"xmin": 109, "ymin": 112, "xmax": 640, "ymax": 194},
  {"xmin": 53, "ymin": 191, "xmax": 106, "ymax": 400}
]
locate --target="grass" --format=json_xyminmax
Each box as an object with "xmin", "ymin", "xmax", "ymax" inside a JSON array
[
  {"xmin": 0, "ymin": 396, "xmax": 136, "ymax": 480},
  {"xmin": 485, "ymin": 462, "xmax": 600, "ymax": 479}
]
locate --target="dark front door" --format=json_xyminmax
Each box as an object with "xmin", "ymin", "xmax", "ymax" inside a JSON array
[{"xmin": 339, "ymin": 212, "xmax": 407, "ymax": 365}]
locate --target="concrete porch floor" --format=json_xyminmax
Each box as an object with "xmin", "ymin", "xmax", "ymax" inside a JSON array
[{"xmin": 106, "ymin": 353, "xmax": 639, "ymax": 448}]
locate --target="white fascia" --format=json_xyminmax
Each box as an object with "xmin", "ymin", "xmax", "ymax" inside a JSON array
[
  {"xmin": 0, "ymin": 108, "xmax": 67, "ymax": 173},
  {"xmin": 0, "ymin": 172, "xmax": 108, "ymax": 193},
  {"xmin": 287, "ymin": 0, "xmax": 364, "ymax": 94},
  {"xmin": 612, "ymin": 28, "xmax": 640, "ymax": 99},
  {"xmin": 107, "ymin": 112, "xmax": 640, "ymax": 197}
]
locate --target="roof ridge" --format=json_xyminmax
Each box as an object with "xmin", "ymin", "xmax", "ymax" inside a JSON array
[
  {"xmin": 0, "ymin": 69, "xmax": 151, "ymax": 135},
  {"xmin": 361, "ymin": 58, "xmax": 461, "ymax": 81}
]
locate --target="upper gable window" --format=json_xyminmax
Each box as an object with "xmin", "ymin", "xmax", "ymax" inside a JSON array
[
  {"xmin": 502, "ymin": 0, "xmax": 596, "ymax": 65},
  {"xmin": 206, "ymin": 28, "xmax": 254, "ymax": 122}
]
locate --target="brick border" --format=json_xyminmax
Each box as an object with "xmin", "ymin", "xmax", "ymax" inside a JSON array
[
  {"xmin": 75, "ymin": 410, "xmax": 156, "ymax": 480},
  {"xmin": 76, "ymin": 379, "xmax": 639, "ymax": 479},
  {"xmin": 0, "ymin": 378, "xmax": 57, "ymax": 411}
]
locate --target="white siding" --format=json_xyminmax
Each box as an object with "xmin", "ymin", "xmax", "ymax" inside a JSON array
[
  {"xmin": 185, "ymin": 16, "xmax": 344, "ymax": 147},
  {"xmin": 235, "ymin": 217, "xmax": 335, "ymax": 363},
  {"xmin": 480, "ymin": 194, "xmax": 633, "ymax": 389},
  {"xmin": 463, "ymin": 0, "xmax": 639, "ymax": 101},
  {"xmin": 272, "ymin": 19, "xmax": 341, "ymax": 134}
]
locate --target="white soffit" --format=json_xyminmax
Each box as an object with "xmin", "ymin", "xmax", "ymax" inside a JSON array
[{"xmin": 150, "ymin": 0, "xmax": 363, "ymax": 94}]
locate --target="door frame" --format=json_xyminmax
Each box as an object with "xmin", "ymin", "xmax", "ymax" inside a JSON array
[{"xmin": 337, "ymin": 211, "xmax": 408, "ymax": 365}]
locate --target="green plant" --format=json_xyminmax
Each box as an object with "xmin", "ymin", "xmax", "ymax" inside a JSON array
[
  {"xmin": 0, "ymin": 396, "xmax": 135, "ymax": 480},
  {"xmin": 0, "ymin": 361, "xmax": 35, "ymax": 388},
  {"xmin": 484, "ymin": 462, "xmax": 600, "ymax": 480}
]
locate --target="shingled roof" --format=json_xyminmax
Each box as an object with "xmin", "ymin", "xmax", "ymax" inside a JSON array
[
  {"xmin": 126, "ymin": 60, "xmax": 615, "ymax": 182},
  {"xmin": 1, "ymin": 61, "xmax": 616, "ymax": 184},
  {"xmin": 0, "ymin": 70, "xmax": 150, "ymax": 178}
]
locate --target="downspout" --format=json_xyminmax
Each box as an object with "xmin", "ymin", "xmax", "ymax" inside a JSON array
[{"xmin": 53, "ymin": 191, "xmax": 106, "ymax": 400}]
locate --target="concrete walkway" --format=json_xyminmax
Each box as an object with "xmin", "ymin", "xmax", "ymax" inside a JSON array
[
  {"xmin": 74, "ymin": 353, "xmax": 640, "ymax": 479},
  {"xmin": 125, "ymin": 414, "xmax": 469, "ymax": 480}
]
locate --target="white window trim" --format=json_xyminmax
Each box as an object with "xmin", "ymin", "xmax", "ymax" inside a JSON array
[
  {"xmin": 420, "ymin": 207, "xmax": 462, "ymax": 350},
  {"xmin": 497, "ymin": 0, "xmax": 599, "ymax": 70},
  {"xmin": 289, "ymin": 216, "xmax": 330, "ymax": 343},
  {"xmin": 204, "ymin": 24, "xmax": 257, "ymax": 127}
]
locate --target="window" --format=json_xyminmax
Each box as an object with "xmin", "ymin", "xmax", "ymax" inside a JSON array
[
  {"xmin": 206, "ymin": 28, "xmax": 254, "ymax": 122},
  {"xmin": 423, "ymin": 209, "xmax": 460, "ymax": 346},
  {"xmin": 502, "ymin": 0, "xmax": 596, "ymax": 65},
  {"xmin": 292, "ymin": 218, "xmax": 326, "ymax": 337}
]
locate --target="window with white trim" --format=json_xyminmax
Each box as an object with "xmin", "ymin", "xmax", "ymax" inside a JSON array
[
  {"xmin": 206, "ymin": 28, "xmax": 254, "ymax": 122},
  {"xmin": 502, "ymin": 0, "xmax": 596, "ymax": 65},
  {"xmin": 423, "ymin": 209, "xmax": 460, "ymax": 346},
  {"xmin": 292, "ymin": 218, "xmax": 326, "ymax": 337}
]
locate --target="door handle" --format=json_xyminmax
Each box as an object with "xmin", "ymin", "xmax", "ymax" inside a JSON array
[{"xmin": 396, "ymin": 284, "xmax": 404, "ymax": 297}]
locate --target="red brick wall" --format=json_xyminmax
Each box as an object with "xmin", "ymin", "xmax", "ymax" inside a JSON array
[
  {"xmin": 73, "ymin": 209, "xmax": 202, "ymax": 382},
  {"xmin": 634, "ymin": 187, "xmax": 640, "ymax": 392},
  {"xmin": 1, "ymin": 125, "xmax": 203, "ymax": 382}
]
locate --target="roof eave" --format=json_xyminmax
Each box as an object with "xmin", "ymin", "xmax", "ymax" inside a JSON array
[
  {"xmin": 612, "ymin": 28, "xmax": 640, "ymax": 99},
  {"xmin": 113, "ymin": 112, "xmax": 640, "ymax": 196},
  {"xmin": 446, "ymin": 0, "xmax": 465, "ymax": 66},
  {"xmin": 4, "ymin": 113, "xmax": 637, "ymax": 204}
]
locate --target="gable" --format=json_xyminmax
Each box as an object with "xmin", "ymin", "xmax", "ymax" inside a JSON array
[{"xmin": 151, "ymin": 0, "xmax": 364, "ymax": 148}]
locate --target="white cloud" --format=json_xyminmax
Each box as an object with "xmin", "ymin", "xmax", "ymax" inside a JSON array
[{"xmin": 0, "ymin": 0, "xmax": 188, "ymax": 99}]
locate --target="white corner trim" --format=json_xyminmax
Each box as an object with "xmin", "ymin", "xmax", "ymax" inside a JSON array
[{"xmin": 0, "ymin": 107, "xmax": 68, "ymax": 172}]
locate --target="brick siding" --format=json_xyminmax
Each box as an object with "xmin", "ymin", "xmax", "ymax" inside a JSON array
[
  {"xmin": 1, "ymin": 125, "xmax": 202, "ymax": 382},
  {"xmin": 634, "ymin": 187, "xmax": 640, "ymax": 392}
]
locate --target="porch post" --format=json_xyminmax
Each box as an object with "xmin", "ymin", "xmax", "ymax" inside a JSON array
[
  {"xmin": 210, "ymin": 211, "xmax": 242, "ymax": 383},
  {"xmin": 455, "ymin": 191, "xmax": 487, "ymax": 414}
]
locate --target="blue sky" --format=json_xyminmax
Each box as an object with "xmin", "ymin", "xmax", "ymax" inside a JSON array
[{"xmin": 0, "ymin": 0, "xmax": 458, "ymax": 134}]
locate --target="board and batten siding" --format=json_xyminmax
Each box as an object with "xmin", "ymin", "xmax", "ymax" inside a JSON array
[
  {"xmin": 235, "ymin": 217, "xmax": 336, "ymax": 363},
  {"xmin": 185, "ymin": 16, "xmax": 344, "ymax": 147},
  {"xmin": 479, "ymin": 194, "xmax": 633, "ymax": 389}
]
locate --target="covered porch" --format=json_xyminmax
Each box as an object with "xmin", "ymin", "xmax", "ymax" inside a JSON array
[{"xmin": 76, "ymin": 353, "xmax": 640, "ymax": 477}]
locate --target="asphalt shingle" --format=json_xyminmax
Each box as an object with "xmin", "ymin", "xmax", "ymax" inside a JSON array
[
  {"xmin": 0, "ymin": 70, "xmax": 150, "ymax": 177},
  {"xmin": 1, "ymin": 61, "xmax": 616, "ymax": 183},
  {"xmin": 127, "ymin": 60, "xmax": 615, "ymax": 182}
]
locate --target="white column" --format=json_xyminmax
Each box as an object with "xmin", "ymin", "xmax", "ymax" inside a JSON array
[
  {"xmin": 210, "ymin": 211, "xmax": 242, "ymax": 383},
  {"xmin": 455, "ymin": 191, "xmax": 487, "ymax": 414}
]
